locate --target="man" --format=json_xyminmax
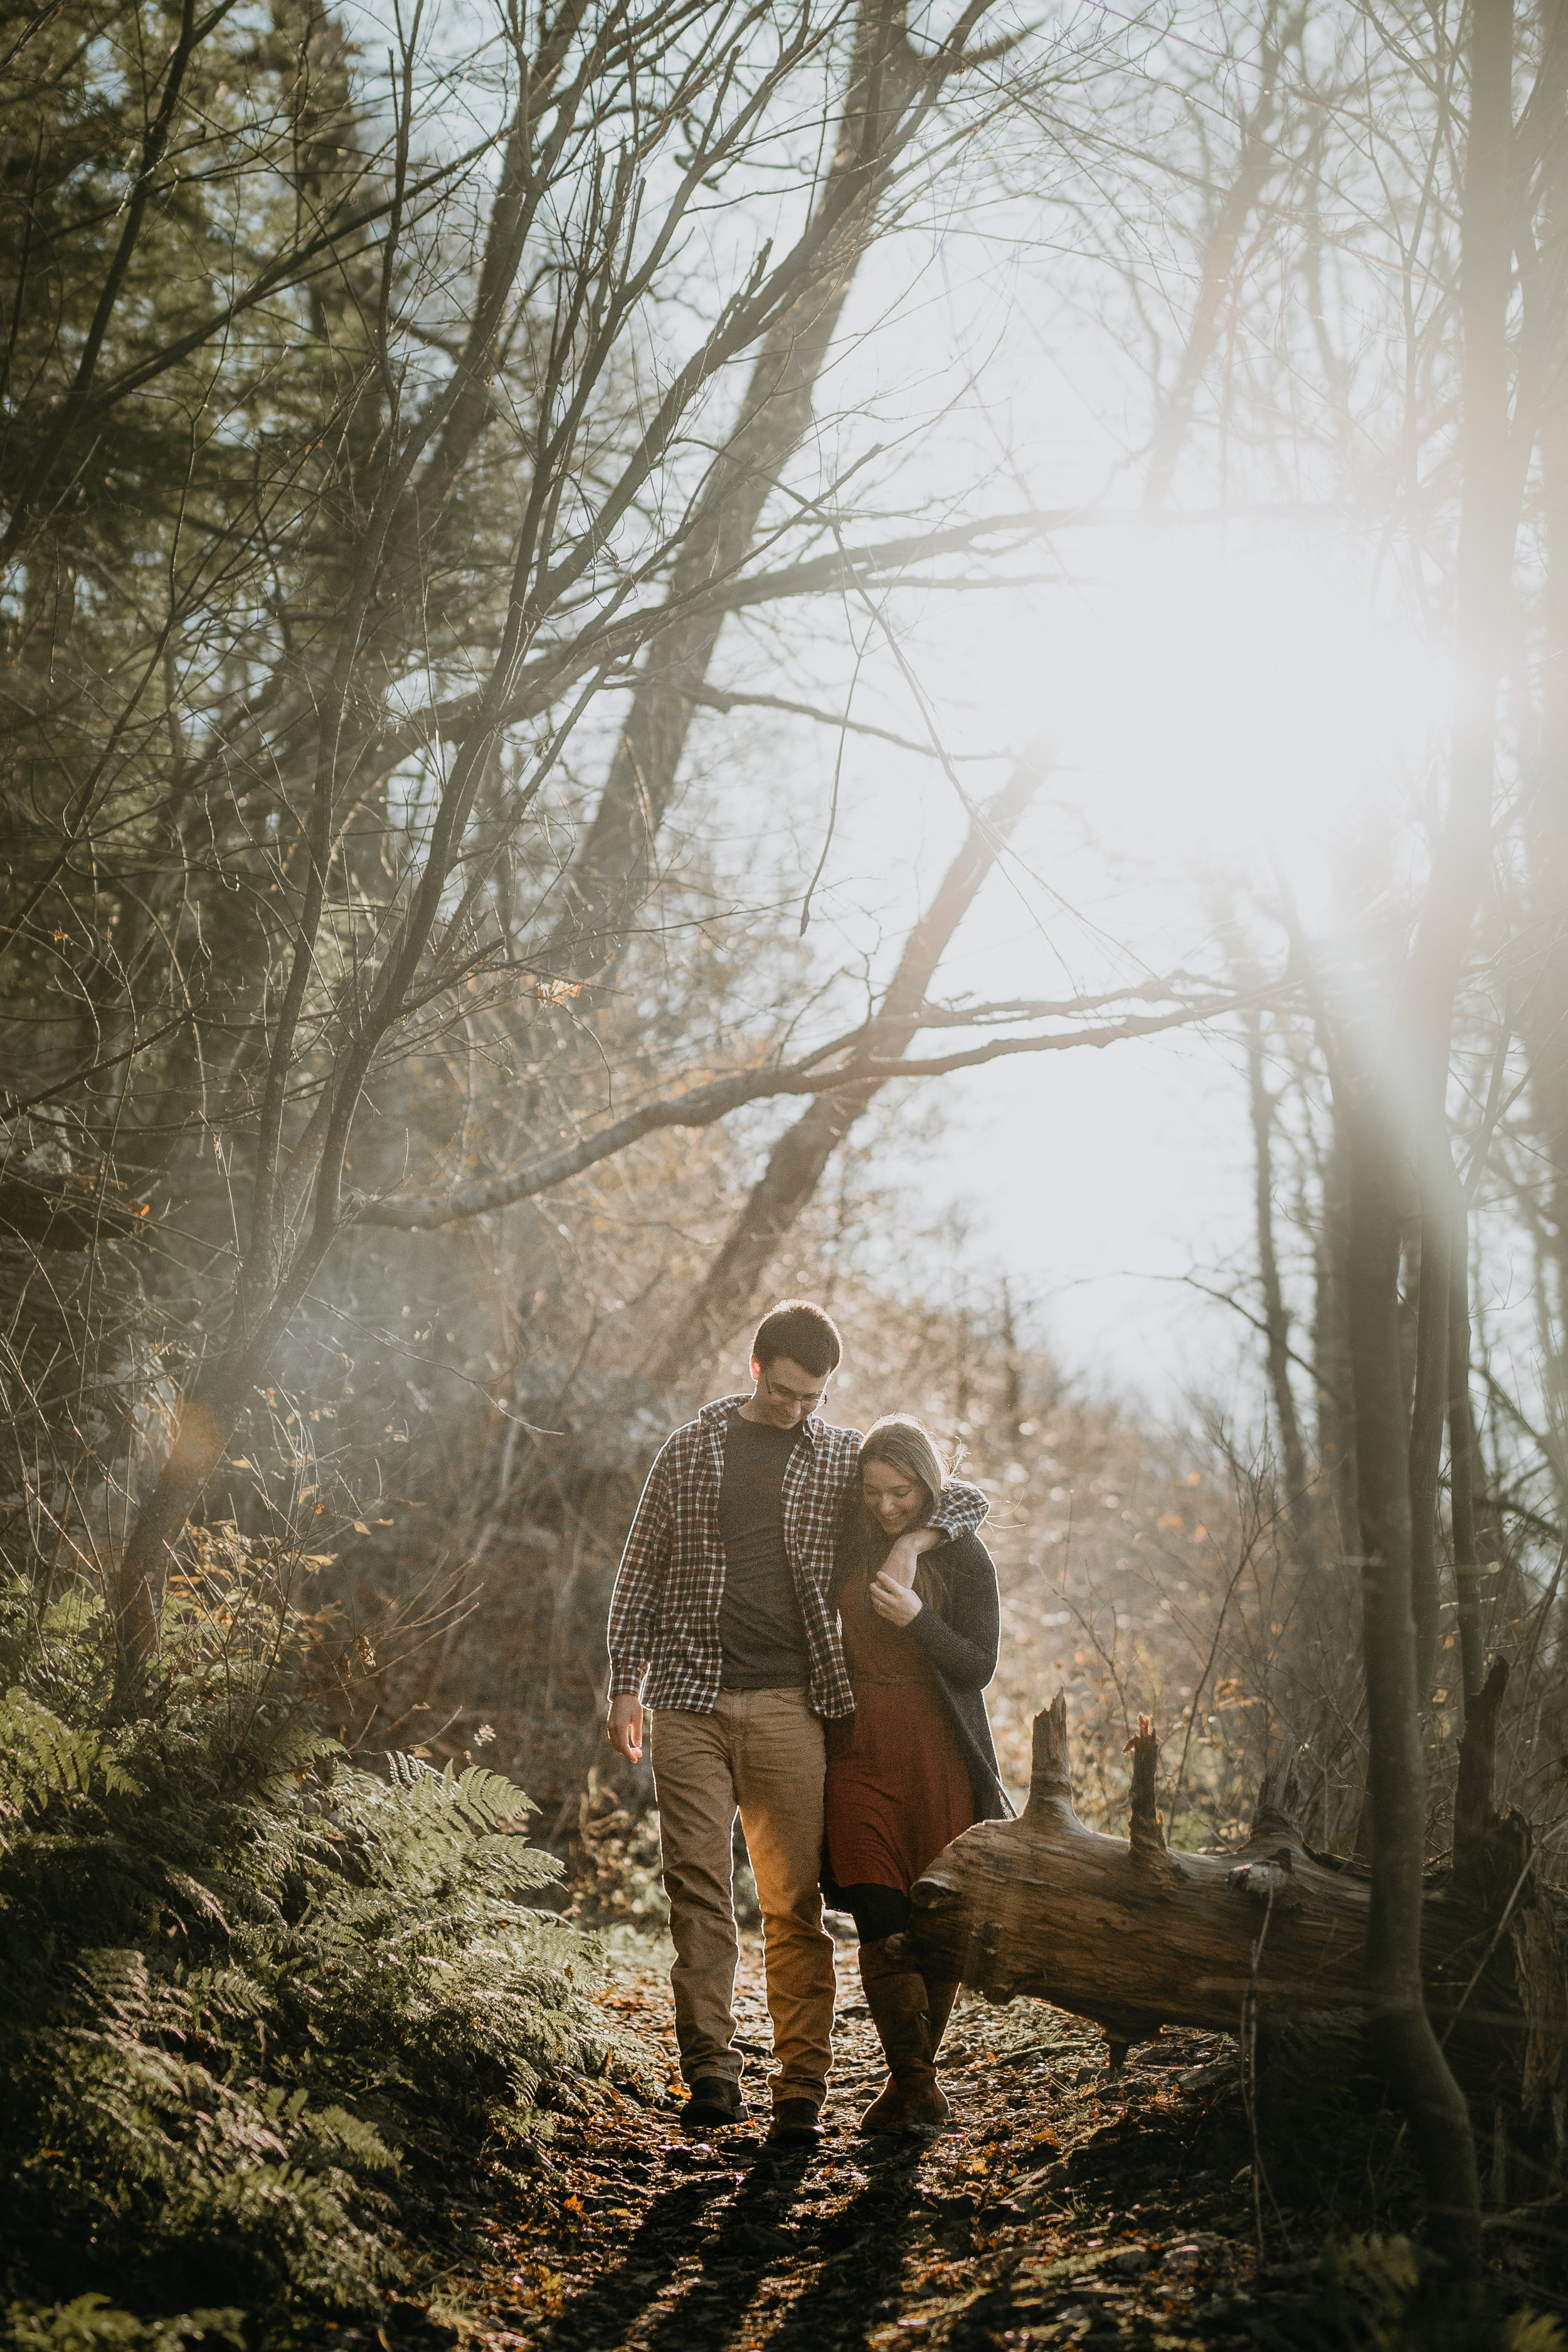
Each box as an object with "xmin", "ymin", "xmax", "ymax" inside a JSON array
[{"xmin": 605, "ymin": 1299, "xmax": 987, "ymax": 2148}]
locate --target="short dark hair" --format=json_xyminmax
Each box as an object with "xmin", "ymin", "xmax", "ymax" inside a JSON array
[{"xmin": 752, "ymin": 1299, "xmax": 842, "ymax": 1379}]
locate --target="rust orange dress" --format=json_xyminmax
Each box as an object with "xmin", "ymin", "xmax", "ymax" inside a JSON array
[{"xmin": 823, "ymin": 1565, "xmax": 976, "ymax": 1895}]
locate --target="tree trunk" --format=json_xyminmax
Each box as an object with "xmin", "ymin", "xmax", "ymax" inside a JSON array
[
  {"xmin": 1311, "ymin": 0, "xmax": 1517, "ymax": 2252},
  {"xmin": 1315, "ymin": 1106, "xmax": 1359, "ymax": 1561},
  {"xmin": 110, "ymin": 1380, "xmax": 240, "ymax": 1682},
  {"xmin": 643, "ymin": 749, "xmax": 1048, "ymax": 1385},
  {"xmin": 1518, "ymin": 196, "xmax": 1568, "ymax": 1534},
  {"xmin": 543, "ymin": 1, "xmax": 931, "ymax": 988},
  {"xmin": 1449, "ymin": 1193, "xmax": 1488, "ymax": 1703},
  {"xmin": 1242, "ymin": 998, "xmax": 1320, "ymax": 1573},
  {"xmin": 898, "ymin": 1690, "xmax": 1566, "ymax": 2149},
  {"xmin": 1407, "ymin": 1163, "xmax": 1451, "ymax": 1698},
  {"xmin": 1339, "ymin": 1084, "xmax": 1480, "ymax": 2247},
  {"xmin": 110, "ymin": 1209, "xmax": 344, "ymax": 1685}
]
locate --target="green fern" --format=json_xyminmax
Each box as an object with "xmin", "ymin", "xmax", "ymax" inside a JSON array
[
  {"xmin": 1256, "ymin": 2237, "xmax": 1565, "ymax": 2350},
  {"xmin": 4, "ymin": 2295, "xmax": 244, "ymax": 2350},
  {"xmin": 0, "ymin": 1687, "xmax": 141, "ymax": 1835},
  {"xmin": 0, "ymin": 1565, "xmax": 652, "ymax": 2347}
]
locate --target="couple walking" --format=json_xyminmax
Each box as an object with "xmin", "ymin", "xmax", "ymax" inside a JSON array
[{"xmin": 605, "ymin": 1299, "xmax": 1007, "ymax": 2149}]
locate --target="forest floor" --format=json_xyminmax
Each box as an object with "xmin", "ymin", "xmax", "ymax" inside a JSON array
[{"xmin": 335, "ymin": 1932, "xmax": 1565, "ymax": 2352}]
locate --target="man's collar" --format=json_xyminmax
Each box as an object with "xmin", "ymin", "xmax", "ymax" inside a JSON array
[{"xmin": 699, "ymin": 1392, "xmax": 822, "ymax": 1446}]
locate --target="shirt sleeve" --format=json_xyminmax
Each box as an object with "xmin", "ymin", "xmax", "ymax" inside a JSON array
[
  {"xmin": 820, "ymin": 1428, "xmax": 859, "ymax": 1500},
  {"xmin": 930, "ymin": 1476, "xmax": 988, "ymax": 1541},
  {"xmin": 607, "ymin": 1441, "xmax": 674, "ymax": 1698},
  {"xmin": 906, "ymin": 1539, "xmax": 1000, "ymax": 1689}
]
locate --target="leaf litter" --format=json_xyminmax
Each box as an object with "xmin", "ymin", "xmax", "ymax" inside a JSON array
[{"xmin": 324, "ymin": 1931, "xmax": 1568, "ymax": 2351}]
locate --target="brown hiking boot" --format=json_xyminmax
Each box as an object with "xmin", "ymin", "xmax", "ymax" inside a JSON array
[
  {"xmin": 681, "ymin": 2077, "xmax": 743, "ymax": 2132},
  {"xmin": 767, "ymin": 2099, "xmax": 825, "ymax": 2148},
  {"xmin": 857, "ymin": 1939, "xmax": 951, "ymax": 2134}
]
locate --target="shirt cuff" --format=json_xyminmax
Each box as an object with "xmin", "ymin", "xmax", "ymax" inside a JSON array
[
  {"xmin": 608, "ymin": 1665, "xmax": 646, "ymax": 1699},
  {"xmin": 931, "ymin": 1483, "xmax": 987, "ymax": 1537}
]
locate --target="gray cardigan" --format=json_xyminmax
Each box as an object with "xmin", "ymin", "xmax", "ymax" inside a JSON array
[{"xmin": 833, "ymin": 1529, "xmax": 1012, "ymax": 1823}]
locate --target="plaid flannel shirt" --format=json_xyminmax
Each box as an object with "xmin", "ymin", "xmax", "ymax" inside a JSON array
[{"xmin": 607, "ymin": 1395, "xmax": 989, "ymax": 1719}]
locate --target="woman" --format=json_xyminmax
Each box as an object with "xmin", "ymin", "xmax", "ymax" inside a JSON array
[{"xmin": 824, "ymin": 1415, "xmax": 1009, "ymax": 2134}]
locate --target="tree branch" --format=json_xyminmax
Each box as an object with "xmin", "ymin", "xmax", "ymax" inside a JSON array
[{"xmin": 354, "ymin": 992, "xmax": 1241, "ymax": 1229}]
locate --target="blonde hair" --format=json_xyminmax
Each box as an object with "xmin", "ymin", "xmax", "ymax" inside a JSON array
[
  {"xmin": 859, "ymin": 1414, "xmax": 947, "ymax": 1518},
  {"xmin": 854, "ymin": 1415, "xmax": 952, "ymax": 1611}
]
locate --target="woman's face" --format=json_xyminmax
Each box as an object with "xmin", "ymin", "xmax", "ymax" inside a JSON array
[{"xmin": 862, "ymin": 1456, "xmax": 928, "ymax": 1537}]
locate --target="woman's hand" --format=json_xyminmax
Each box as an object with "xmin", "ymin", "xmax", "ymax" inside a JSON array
[
  {"xmin": 869, "ymin": 1567, "xmax": 923, "ymax": 1626},
  {"xmin": 870, "ymin": 1526, "xmax": 938, "ymax": 1625}
]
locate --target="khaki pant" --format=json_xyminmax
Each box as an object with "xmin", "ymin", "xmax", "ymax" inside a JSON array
[{"xmin": 651, "ymin": 1688, "xmax": 835, "ymax": 2108}]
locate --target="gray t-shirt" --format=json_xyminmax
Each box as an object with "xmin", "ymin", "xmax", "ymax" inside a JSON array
[{"xmin": 716, "ymin": 1409, "xmax": 810, "ymax": 1689}]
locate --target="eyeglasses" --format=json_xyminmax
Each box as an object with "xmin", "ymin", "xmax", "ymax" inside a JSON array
[{"xmin": 764, "ymin": 1370, "xmax": 826, "ymax": 1413}]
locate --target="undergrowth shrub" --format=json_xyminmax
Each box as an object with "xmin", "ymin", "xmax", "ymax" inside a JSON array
[
  {"xmin": 4, "ymin": 2298, "xmax": 245, "ymax": 2352},
  {"xmin": 1253, "ymin": 2011, "xmax": 1420, "ymax": 2225},
  {"xmin": 1251, "ymin": 2235, "xmax": 1563, "ymax": 2349},
  {"xmin": 0, "ymin": 1559, "xmax": 650, "ymax": 2348}
]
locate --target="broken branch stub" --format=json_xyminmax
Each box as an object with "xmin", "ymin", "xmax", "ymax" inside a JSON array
[
  {"xmin": 901, "ymin": 1690, "xmax": 1359, "ymax": 2050},
  {"xmin": 898, "ymin": 1688, "xmax": 1567, "ymax": 2136}
]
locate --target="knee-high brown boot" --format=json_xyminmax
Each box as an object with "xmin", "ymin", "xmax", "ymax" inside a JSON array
[
  {"xmin": 924, "ymin": 1975, "xmax": 959, "ymax": 2060},
  {"xmin": 857, "ymin": 1940, "xmax": 950, "ymax": 2133}
]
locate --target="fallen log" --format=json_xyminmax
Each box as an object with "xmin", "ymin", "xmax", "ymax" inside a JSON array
[{"xmin": 898, "ymin": 1673, "xmax": 1567, "ymax": 2146}]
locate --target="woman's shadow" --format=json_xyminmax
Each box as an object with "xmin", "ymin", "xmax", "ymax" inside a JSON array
[
  {"xmin": 766, "ymin": 2142, "xmax": 925, "ymax": 2350},
  {"xmin": 533, "ymin": 2139, "xmax": 925, "ymax": 2351}
]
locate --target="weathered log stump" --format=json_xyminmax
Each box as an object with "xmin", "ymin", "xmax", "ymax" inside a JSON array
[{"xmin": 898, "ymin": 1677, "xmax": 1567, "ymax": 2143}]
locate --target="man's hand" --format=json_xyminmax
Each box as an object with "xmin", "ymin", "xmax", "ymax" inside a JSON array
[
  {"xmin": 884, "ymin": 1526, "xmax": 939, "ymax": 1583},
  {"xmin": 607, "ymin": 1692, "xmax": 645, "ymax": 1762}
]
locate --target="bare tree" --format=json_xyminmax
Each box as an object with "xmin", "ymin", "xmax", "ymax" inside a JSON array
[
  {"xmin": 643, "ymin": 745, "xmax": 1052, "ymax": 1381},
  {"xmin": 8, "ymin": 0, "xmax": 1185, "ymax": 1671},
  {"xmin": 543, "ymin": 0, "xmax": 1015, "ymax": 987},
  {"xmin": 1091, "ymin": 0, "xmax": 1564, "ymax": 2245}
]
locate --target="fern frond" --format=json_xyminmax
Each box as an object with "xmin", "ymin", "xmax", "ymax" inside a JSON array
[
  {"xmin": 0, "ymin": 1690, "xmax": 141, "ymax": 1833},
  {"xmin": 0, "ymin": 1555, "xmax": 655, "ymax": 2341},
  {"xmin": 4, "ymin": 2293, "xmax": 245, "ymax": 2349}
]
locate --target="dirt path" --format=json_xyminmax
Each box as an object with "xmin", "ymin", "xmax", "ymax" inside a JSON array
[{"xmin": 436, "ymin": 1934, "xmax": 1332, "ymax": 2351}]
